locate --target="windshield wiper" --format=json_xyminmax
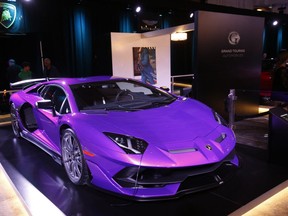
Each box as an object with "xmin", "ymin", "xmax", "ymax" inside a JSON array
[
  {"xmin": 80, "ymin": 105, "xmax": 141, "ymax": 113},
  {"xmin": 104, "ymin": 105, "xmax": 142, "ymax": 111}
]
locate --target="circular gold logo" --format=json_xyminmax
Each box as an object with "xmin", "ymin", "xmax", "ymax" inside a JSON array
[{"xmin": 228, "ymin": 31, "xmax": 240, "ymax": 45}]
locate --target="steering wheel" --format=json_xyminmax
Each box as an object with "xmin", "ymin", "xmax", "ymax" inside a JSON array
[{"xmin": 115, "ymin": 89, "xmax": 134, "ymax": 102}]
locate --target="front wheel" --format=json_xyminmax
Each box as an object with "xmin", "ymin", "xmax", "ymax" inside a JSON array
[{"xmin": 61, "ymin": 128, "xmax": 89, "ymax": 185}]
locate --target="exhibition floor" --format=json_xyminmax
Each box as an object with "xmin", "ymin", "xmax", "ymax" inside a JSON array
[{"xmin": 0, "ymin": 115, "xmax": 288, "ymax": 216}]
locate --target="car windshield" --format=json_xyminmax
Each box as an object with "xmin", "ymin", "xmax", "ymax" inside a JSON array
[{"xmin": 70, "ymin": 79, "xmax": 176, "ymax": 111}]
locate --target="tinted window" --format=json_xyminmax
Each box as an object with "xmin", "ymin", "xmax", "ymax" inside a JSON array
[{"xmin": 40, "ymin": 85, "xmax": 70, "ymax": 114}]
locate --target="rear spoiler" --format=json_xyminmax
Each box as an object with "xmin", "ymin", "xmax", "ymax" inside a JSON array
[{"xmin": 10, "ymin": 77, "xmax": 61, "ymax": 90}]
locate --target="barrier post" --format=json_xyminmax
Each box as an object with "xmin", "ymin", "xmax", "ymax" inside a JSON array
[{"xmin": 228, "ymin": 89, "xmax": 237, "ymax": 129}]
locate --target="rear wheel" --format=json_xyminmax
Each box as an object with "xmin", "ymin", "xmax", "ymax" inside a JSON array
[
  {"xmin": 61, "ymin": 128, "xmax": 89, "ymax": 185},
  {"xmin": 10, "ymin": 103, "xmax": 21, "ymax": 137}
]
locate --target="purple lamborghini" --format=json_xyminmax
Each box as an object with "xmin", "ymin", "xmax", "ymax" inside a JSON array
[{"xmin": 9, "ymin": 76, "xmax": 239, "ymax": 200}]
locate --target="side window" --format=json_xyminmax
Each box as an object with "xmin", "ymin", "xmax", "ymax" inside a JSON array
[
  {"xmin": 60, "ymin": 98, "xmax": 71, "ymax": 114},
  {"xmin": 36, "ymin": 85, "xmax": 46, "ymax": 96},
  {"xmin": 40, "ymin": 85, "xmax": 71, "ymax": 114},
  {"xmin": 41, "ymin": 86, "xmax": 57, "ymax": 100},
  {"xmin": 51, "ymin": 88, "xmax": 69, "ymax": 114}
]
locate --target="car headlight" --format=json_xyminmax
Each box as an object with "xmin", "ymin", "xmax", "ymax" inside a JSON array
[
  {"xmin": 213, "ymin": 111, "xmax": 228, "ymax": 127},
  {"xmin": 104, "ymin": 132, "xmax": 148, "ymax": 154}
]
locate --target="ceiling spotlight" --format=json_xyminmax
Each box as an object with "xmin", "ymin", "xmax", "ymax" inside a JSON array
[
  {"xmin": 135, "ymin": 6, "xmax": 141, "ymax": 13},
  {"xmin": 189, "ymin": 13, "xmax": 194, "ymax": 18},
  {"xmin": 273, "ymin": 20, "xmax": 278, "ymax": 26}
]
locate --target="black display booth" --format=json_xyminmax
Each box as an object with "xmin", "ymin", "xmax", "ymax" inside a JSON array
[{"xmin": 193, "ymin": 11, "xmax": 265, "ymax": 119}]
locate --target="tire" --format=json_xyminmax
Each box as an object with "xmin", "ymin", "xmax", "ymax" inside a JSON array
[
  {"xmin": 10, "ymin": 103, "xmax": 21, "ymax": 138},
  {"xmin": 61, "ymin": 128, "xmax": 89, "ymax": 185}
]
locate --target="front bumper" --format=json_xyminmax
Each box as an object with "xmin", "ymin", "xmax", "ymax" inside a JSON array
[{"xmin": 111, "ymin": 150, "xmax": 239, "ymax": 200}]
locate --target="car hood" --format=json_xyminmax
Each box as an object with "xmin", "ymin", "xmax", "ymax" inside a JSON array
[{"xmin": 78, "ymin": 99, "xmax": 224, "ymax": 151}]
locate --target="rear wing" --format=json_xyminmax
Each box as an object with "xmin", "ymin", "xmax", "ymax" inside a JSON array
[{"xmin": 10, "ymin": 78, "xmax": 61, "ymax": 90}]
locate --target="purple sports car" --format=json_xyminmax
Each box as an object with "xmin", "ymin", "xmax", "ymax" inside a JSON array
[{"xmin": 9, "ymin": 76, "xmax": 239, "ymax": 200}]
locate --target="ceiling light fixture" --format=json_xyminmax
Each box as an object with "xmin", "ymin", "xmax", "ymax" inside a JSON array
[
  {"xmin": 171, "ymin": 32, "xmax": 187, "ymax": 41},
  {"xmin": 135, "ymin": 6, "xmax": 141, "ymax": 13}
]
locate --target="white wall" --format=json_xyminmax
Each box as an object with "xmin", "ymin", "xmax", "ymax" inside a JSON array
[{"xmin": 111, "ymin": 32, "xmax": 171, "ymax": 89}]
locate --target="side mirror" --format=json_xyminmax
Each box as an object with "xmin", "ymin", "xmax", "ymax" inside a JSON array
[
  {"xmin": 160, "ymin": 86, "xmax": 170, "ymax": 92},
  {"xmin": 36, "ymin": 99, "xmax": 53, "ymax": 109},
  {"xmin": 36, "ymin": 99, "xmax": 56, "ymax": 116}
]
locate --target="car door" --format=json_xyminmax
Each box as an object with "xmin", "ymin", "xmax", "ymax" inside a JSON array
[{"xmin": 35, "ymin": 85, "xmax": 71, "ymax": 153}]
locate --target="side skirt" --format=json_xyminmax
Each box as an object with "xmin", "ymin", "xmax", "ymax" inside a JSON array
[{"xmin": 20, "ymin": 130, "xmax": 63, "ymax": 165}]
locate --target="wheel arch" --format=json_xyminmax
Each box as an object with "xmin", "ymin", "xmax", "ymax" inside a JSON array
[
  {"xmin": 11, "ymin": 102, "xmax": 38, "ymax": 132},
  {"xmin": 60, "ymin": 124, "xmax": 71, "ymax": 137}
]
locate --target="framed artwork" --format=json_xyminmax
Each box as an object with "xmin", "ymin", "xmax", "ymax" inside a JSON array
[{"xmin": 133, "ymin": 47, "xmax": 157, "ymax": 85}]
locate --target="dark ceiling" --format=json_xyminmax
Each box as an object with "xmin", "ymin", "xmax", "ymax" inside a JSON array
[
  {"xmin": 78, "ymin": 0, "xmax": 214, "ymax": 13},
  {"xmin": 77, "ymin": 0, "xmax": 287, "ymax": 18}
]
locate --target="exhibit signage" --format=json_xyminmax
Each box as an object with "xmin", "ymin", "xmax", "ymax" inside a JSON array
[
  {"xmin": 0, "ymin": 0, "xmax": 24, "ymax": 33},
  {"xmin": 0, "ymin": 2, "xmax": 16, "ymax": 28}
]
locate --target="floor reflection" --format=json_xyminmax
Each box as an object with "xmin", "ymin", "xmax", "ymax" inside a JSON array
[{"xmin": 1, "ymin": 125, "xmax": 288, "ymax": 216}]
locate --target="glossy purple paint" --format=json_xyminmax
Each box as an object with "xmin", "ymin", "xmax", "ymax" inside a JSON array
[{"xmin": 9, "ymin": 76, "xmax": 239, "ymax": 200}]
